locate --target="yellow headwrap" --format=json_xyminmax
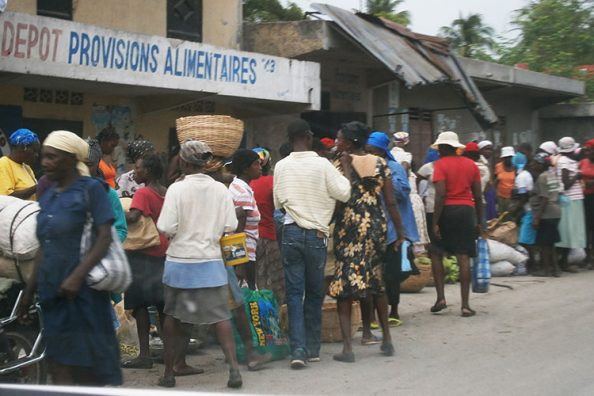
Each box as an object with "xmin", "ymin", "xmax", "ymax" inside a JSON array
[{"xmin": 43, "ymin": 130, "xmax": 90, "ymax": 176}]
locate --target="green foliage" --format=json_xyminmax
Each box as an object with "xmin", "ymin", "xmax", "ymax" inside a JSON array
[
  {"xmin": 366, "ymin": 0, "xmax": 410, "ymax": 26},
  {"xmin": 243, "ymin": 0, "xmax": 304, "ymax": 22},
  {"xmin": 439, "ymin": 13, "xmax": 496, "ymax": 58},
  {"xmin": 498, "ymin": 0, "xmax": 594, "ymax": 101}
]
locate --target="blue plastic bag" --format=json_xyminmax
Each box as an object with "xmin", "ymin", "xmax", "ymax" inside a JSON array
[
  {"xmin": 400, "ymin": 240, "xmax": 412, "ymax": 272},
  {"xmin": 472, "ymin": 238, "xmax": 491, "ymax": 293}
]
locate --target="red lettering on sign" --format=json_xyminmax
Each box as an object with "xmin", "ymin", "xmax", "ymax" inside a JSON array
[
  {"xmin": 39, "ymin": 27, "xmax": 50, "ymax": 60},
  {"xmin": 1, "ymin": 21, "xmax": 14, "ymax": 56},
  {"xmin": 27, "ymin": 25, "xmax": 38, "ymax": 58},
  {"xmin": 14, "ymin": 23, "xmax": 27, "ymax": 58},
  {"xmin": 51, "ymin": 29, "xmax": 62, "ymax": 61}
]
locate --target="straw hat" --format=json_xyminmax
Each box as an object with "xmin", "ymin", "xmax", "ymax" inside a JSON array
[{"xmin": 432, "ymin": 131, "xmax": 465, "ymax": 149}]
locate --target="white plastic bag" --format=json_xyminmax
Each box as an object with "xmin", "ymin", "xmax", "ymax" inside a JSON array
[
  {"xmin": 487, "ymin": 239, "xmax": 527, "ymax": 265},
  {"xmin": 0, "ymin": 200, "xmax": 40, "ymax": 259},
  {"xmin": 490, "ymin": 261, "xmax": 515, "ymax": 277}
]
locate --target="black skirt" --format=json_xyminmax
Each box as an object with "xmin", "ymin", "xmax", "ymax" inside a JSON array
[
  {"xmin": 535, "ymin": 218, "xmax": 561, "ymax": 246},
  {"xmin": 124, "ymin": 252, "xmax": 165, "ymax": 310},
  {"xmin": 434, "ymin": 205, "xmax": 477, "ymax": 257}
]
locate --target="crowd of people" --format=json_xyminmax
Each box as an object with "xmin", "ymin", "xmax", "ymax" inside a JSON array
[{"xmin": 0, "ymin": 123, "xmax": 592, "ymax": 388}]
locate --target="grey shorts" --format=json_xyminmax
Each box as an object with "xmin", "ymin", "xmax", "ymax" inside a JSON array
[{"xmin": 163, "ymin": 285, "xmax": 231, "ymax": 325}]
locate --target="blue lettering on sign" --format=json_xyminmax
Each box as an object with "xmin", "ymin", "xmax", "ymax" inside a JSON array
[{"xmin": 65, "ymin": 30, "xmax": 263, "ymax": 85}]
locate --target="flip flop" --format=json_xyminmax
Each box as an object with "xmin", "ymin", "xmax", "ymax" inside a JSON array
[
  {"xmin": 173, "ymin": 366, "xmax": 205, "ymax": 376},
  {"xmin": 430, "ymin": 301, "xmax": 447, "ymax": 313},
  {"xmin": 361, "ymin": 334, "xmax": 382, "ymax": 345},
  {"xmin": 247, "ymin": 352, "xmax": 273, "ymax": 371},
  {"xmin": 333, "ymin": 352, "xmax": 355, "ymax": 363},
  {"xmin": 388, "ymin": 317, "xmax": 403, "ymax": 327},
  {"xmin": 461, "ymin": 307, "xmax": 476, "ymax": 317},
  {"xmin": 121, "ymin": 357, "xmax": 153, "ymax": 369},
  {"xmin": 157, "ymin": 376, "xmax": 176, "ymax": 388},
  {"xmin": 380, "ymin": 343, "xmax": 395, "ymax": 356},
  {"xmin": 370, "ymin": 322, "xmax": 380, "ymax": 330}
]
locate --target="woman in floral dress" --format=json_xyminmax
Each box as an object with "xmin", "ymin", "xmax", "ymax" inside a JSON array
[{"xmin": 329, "ymin": 122, "xmax": 405, "ymax": 363}]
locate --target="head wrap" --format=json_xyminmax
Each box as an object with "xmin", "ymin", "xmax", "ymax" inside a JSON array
[
  {"xmin": 179, "ymin": 139, "xmax": 212, "ymax": 167},
  {"xmin": 320, "ymin": 138, "xmax": 335, "ymax": 149},
  {"xmin": 465, "ymin": 142, "xmax": 480, "ymax": 152},
  {"xmin": 424, "ymin": 147, "xmax": 440, "ymax": 164},
  {"xmin": 252, "ymin": 147, "xmax": 271, "ymax": 168},
  {"xmin": 86, "ymin": 138, "xmax": 102, "ymax": 167},
  {"xmin": 367, "ymin": 132, "xmax": 395, "ymax": 162},
  {"xmin": 232, "ymin": 149, "xmax": 260, "ymax": 176},
  {"xmin": 478, "ymin": 140, "xmax": 493, "ymax": 150},
  {"xmin": 9, "ymin": 128, "xmax": 39, "ymax": 147},
  {"xmin": 585, "ymin": 139, "xmax": 594, "ymax": 149},
  {"xmin": 43, "ymin": 130, "xmax": 90, "ymax": 176},
  {"xmin": 393, "ymin": 131, "xmax": 410, "ymax": 145},
  {"xmin": 538, "ymin": 141, "xmax": 558, "ymax": 155},
  {"xmin": 512, "ymin": 152, "xmax": 527, "ymax": 171},
  {"xmin": 127, "ymin": 140, "xmax": 155, "ymax": 163}
]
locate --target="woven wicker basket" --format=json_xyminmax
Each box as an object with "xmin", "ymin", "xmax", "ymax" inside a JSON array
[
  {"xmin": 400, "ymin": 264, "xmax": 432, "ymax": 293},
  {"xmin": 176, "ymin": 115, "xmax": 244, "ymax": 158},
  {"xmin": 279, "ymin": 300, "xmax": 362, "ymax": 343}
]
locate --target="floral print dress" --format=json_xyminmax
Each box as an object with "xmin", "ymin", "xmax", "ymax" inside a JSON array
[{"xmin": 329, "ymin": 155, "xmax": 389, "ymax": 300}]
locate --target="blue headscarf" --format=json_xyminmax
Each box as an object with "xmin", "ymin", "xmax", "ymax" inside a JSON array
[
  {"xmin": 513, "ymin": 152, "xmax": 527, "ymax": 171},
  {"xmin": 9, "ymin": 128, "xmax": 39, "ymax": 147},
  {"xmin": 367, "ymin": 131, "xmax": 395, "ymax": 162},
  {"xmin": 424, "ymin": 148, "xmax": 440, "ymax": 164}
]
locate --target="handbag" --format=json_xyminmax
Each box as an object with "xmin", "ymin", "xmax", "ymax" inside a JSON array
[
  {"xmin": 81, "ymin": 189, "xmax": 132, "ymax": 293},
  {"xmin": 119, "ymin": 198, "xmax": 160, "ymax": 251},
  {"xmin": 472, "ymin": 238, "xmax": 491, "ymax": 293}
]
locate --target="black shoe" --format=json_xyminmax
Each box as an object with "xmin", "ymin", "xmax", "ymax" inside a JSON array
[
  {"xmin": 333, "ymin": 352, "xmax": 355, "ymax": 363},
  {"xmin": 121, "ymin": 357, "xmax": 153, "ymax": 369},
  {"xmin": 157, "ymin": 376, "xmax": 175, "ymax": 388},
  {"xmin": 290, "ymin": 349, "xmax": 307, "ymax": 369},
  {"xmin": 227, "ymin": 368, "xmax": 243, "ymax": 388}
]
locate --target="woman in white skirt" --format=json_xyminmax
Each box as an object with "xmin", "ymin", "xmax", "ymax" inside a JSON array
[{"xmin": 556, "ymin": 137, "xmax": 586, "ymax": 272}]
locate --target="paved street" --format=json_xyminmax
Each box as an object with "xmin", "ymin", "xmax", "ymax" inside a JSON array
[{"xmin": 123, "ymin": 270, "xmax": 594, "ymax": 395}]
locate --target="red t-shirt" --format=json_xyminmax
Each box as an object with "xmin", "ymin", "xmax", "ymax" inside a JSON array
[
  {"xmin": 250, "ymin": 175, "xmax": 276, "ymax": 241},
  {"xmin": 130, "ymin": 186, "xmax": 169, "ymax": 257},
  {"xmin": 580, "ymin": 159, "xmax": 594, "ymax": 195},
  {"xmin": 433, "ymin": 156, "xmax": 480, "ymax": 207}
]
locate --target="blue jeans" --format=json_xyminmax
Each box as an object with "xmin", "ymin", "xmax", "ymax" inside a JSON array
[{"xmin": 282, "ymin": 223, "xmax": 327, "ymax": 357}]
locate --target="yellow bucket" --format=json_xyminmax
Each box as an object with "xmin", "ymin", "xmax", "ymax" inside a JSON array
[{"xmin": 220, "ymin": 233, "xmax": 249, "ymax": 266}]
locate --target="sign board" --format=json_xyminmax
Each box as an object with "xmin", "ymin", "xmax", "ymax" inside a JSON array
[{"xmin": 0, "ymin": 12, "xmax": 320, "ymax": 108}]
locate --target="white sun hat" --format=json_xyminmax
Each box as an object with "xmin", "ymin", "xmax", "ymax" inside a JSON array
[
  {"xmin": 500, "ymin": 146, "xmax": 515, "ymax": 158},
  {"xmin": 539, "ymin": 141, "xmax": 558, "ymax": 155},
  {"xmin": 432, "ymin": 131, "xmax": 465, "ymax": 149},
  {"xmin": 557, "ymin": 136, "xmax": 579, "ymax": 153}
]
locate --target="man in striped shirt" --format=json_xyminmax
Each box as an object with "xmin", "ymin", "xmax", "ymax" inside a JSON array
[{"xmin": 274, "ymin": 120, "xmax": 351, "ymax": 369}]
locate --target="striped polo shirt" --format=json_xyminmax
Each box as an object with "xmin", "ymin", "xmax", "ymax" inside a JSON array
[{"xmin": 229, "ymin": 177, "xmax": 260, "ymax": 261}]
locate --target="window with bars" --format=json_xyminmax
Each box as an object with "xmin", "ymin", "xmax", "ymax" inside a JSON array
[
  {"xmin": 37, "ymin": 0, "xmax": 72, "ymax": 20},
  {"xmin": 167, "ymin": 0, "xmax": 202, "ymax": 42}
]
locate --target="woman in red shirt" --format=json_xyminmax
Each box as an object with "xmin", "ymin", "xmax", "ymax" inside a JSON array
[
  {"xmin": 580, "ymin": 139, "xmax": 594, "ymax": 266},
  {"xmin": 121, "ymin": 153, "xmax": 172, "ymax": 371},
  {"xmin": 250, "ymin": 148, "xmax": 285, "ymax": 303},
  {"xmin": 430, "ymin": 132, "xmax": 483, "ymax": 317}
]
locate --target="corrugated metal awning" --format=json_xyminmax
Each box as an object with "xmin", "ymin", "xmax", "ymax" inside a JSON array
[{"xmin": 311, "ymin": 3, "xmax": 498, "ymax": 127}]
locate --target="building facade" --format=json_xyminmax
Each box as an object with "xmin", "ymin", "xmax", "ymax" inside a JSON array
[{"xmin": 0, "ymin": 0, "xmax": 320, "ymax": 162}]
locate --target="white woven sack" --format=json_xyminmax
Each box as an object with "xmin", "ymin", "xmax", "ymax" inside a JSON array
[
  {"xmin": 490, "ymin": 261, "xmax": 515, "ymax": 277},
  {"xmin": 0, "ymin": 195, "xmax": 20, "ymax": 211},
  {"xmin": 487, "ymin": 239, "xmax": 527, "ymax": 265},
  {"xmin": 0, "ymin": 200, "xmax": 40, "ymax": 259}
]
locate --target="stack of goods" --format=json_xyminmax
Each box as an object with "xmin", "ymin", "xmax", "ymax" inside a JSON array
[{"xmin": 0, "ymin": 196, "xmax": 39, "ymax": 281}]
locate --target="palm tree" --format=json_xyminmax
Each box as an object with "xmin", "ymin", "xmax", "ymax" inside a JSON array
[
  {"xmin": 366, "ymin": 0, "xmax": 410, "ymax": 26},
  {"xmin": 439, "ymin": 13, "xmax": 495, "ymax": 58}
]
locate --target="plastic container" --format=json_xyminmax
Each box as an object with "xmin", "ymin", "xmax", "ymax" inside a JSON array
[{"xmin": 220, "ymin": 233, "xmax": 249, "ymax": 266}]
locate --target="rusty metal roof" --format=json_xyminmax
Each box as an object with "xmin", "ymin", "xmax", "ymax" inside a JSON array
[{"xmin": 311, "ymin": 3, "xmax": 498, "ymax": 126}]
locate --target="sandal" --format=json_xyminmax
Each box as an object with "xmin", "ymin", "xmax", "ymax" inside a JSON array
[
  {"xmin": 370, "ymin": 321, "xmax": 380, "ymax": 330},
  {"xmin": 227, "ymin": 368, "xmax": 243, "ymax": 389},
  {"xmin": 361, "ymin": 334, "xmax": 382, "ymax": 345},
  {"xmin": 380, "ymin": 342, "xmax": 395, "ymax": 356},
  {"xmin": 247, "ymin": 352, "xmax": 273, "ymax": 371},
  {"xmin": 461, "ymin": 307, "xmax": 476, "ymax": 317},
  {"xmin": 121, "ymin": 357, "xmax": 153, "ymax": 369},
  {"xmin": 173, "ymin": 366, "xmax": 205, "ymax": 376},
  {"xmin": 157, "ymin": 376, "xmax": 176, "ymax": 388},
  {"xmin": 388, "ymin": 317, "xmax": 403, "ymax": 327},
  {"xmin": 333, "ymin": 352, "xmax": 355, "ymax": 363},
  {"xmin": 430, "ymin": 301, "xmax": 447, "ymax": 313}
]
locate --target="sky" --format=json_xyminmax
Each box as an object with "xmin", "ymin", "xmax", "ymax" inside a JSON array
[{"xmin": 292, "ymin": 0, "xmax": 529, "ymax": 40}]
